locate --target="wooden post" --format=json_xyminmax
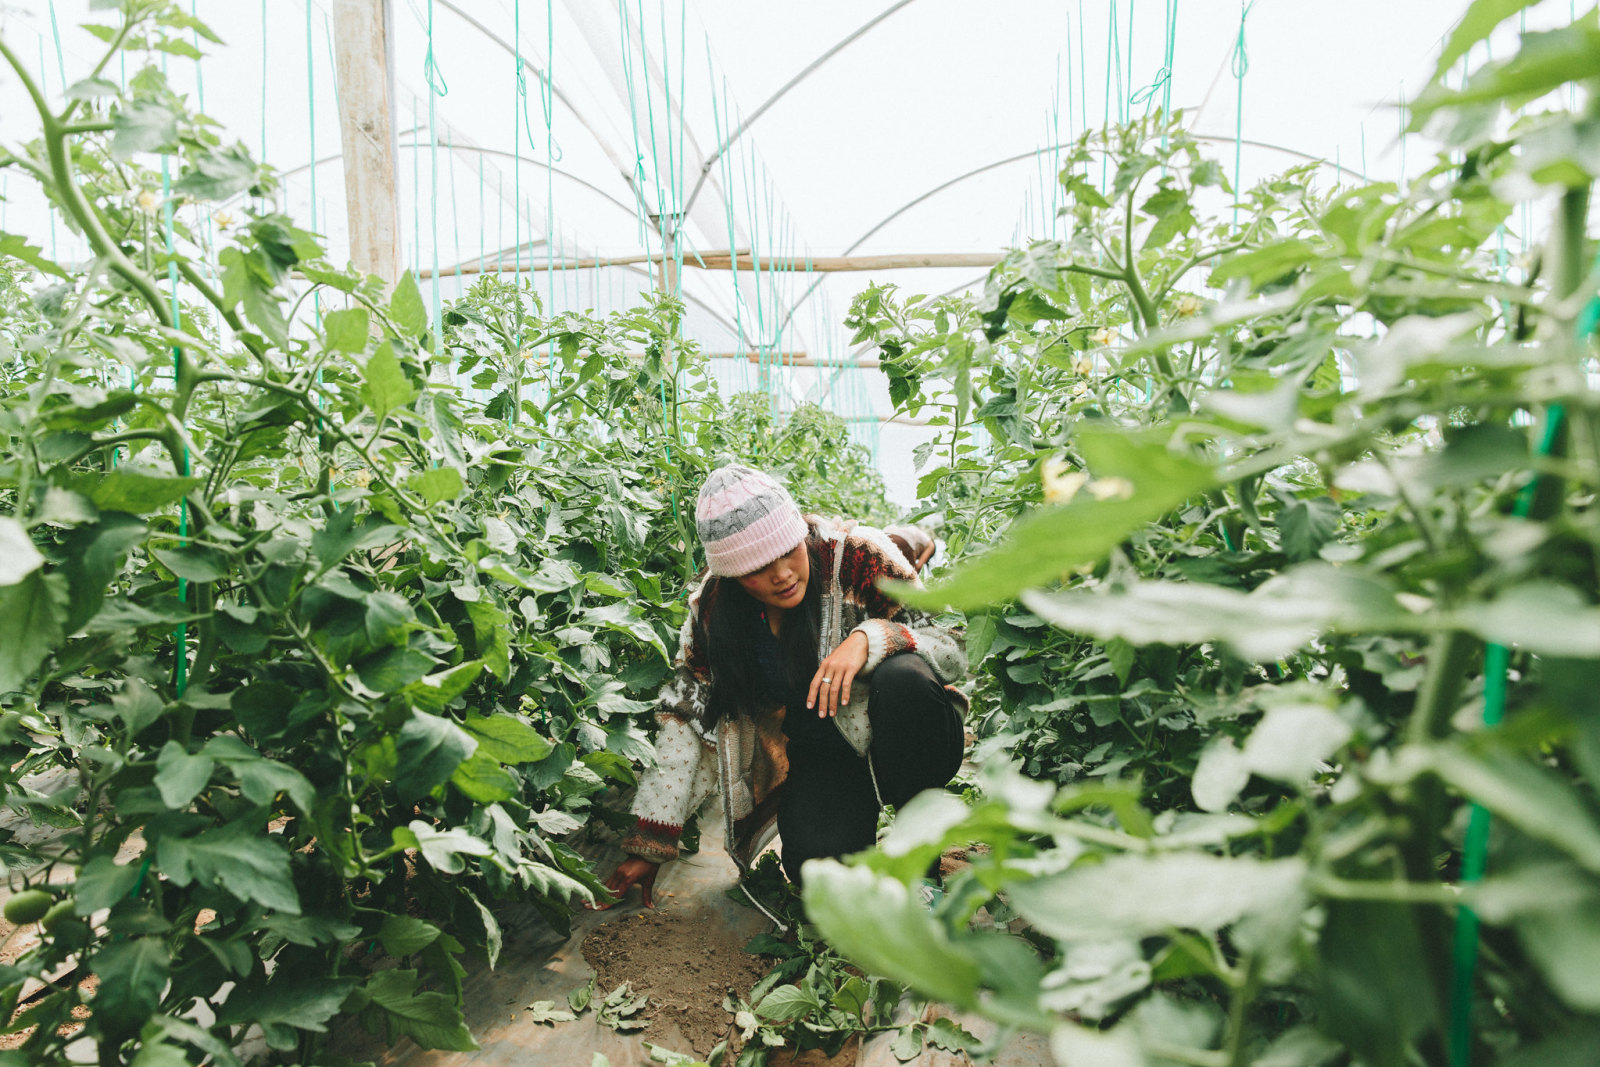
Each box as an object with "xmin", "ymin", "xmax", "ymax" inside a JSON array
[{"xmin": 332, "ymin": 0, "xmax": 401, "ymax": 283}]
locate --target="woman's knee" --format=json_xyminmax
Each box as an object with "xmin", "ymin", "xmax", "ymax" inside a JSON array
[{"xmin": 870, "ymin": 650, "xmax": 944, "ymax": 704}]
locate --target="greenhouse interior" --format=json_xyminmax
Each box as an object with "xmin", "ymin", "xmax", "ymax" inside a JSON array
[{"xmin": 2, "ymin": 0, "xmax": 1600, "ymax": 1063}]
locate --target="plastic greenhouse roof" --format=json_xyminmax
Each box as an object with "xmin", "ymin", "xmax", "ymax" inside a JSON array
[{"xmin": 0, "ymin": 0, "xmax": 1574, "ymax": 503}]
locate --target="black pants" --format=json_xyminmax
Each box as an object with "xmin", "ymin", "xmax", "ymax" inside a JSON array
[{"xmin": 777, "ymin": 652, "xmax": 964, "ymax": 883}]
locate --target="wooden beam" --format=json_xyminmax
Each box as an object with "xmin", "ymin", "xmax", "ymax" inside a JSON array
[
  {"xmin": 420, "ymin": 249, "xmax": 1001, "ymax": 279},
  {"xmin": 700, "ymin": 251, "xmax": 1002, "ymax": 273},
  {"xmin": 622, "ymin": 352, "xmax": 882, "ymax": 369},
  {"xmin": 332, "ymin": 0, "xmax": 401, "ymax": 283}
]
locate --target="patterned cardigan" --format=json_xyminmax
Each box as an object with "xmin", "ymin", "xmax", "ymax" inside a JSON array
[{"xmin": 620, "ymin": 516, "xmax": 966, "ymax": 871}]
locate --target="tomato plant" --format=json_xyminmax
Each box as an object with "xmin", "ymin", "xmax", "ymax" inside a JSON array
[
  {"xmin": 0, "ymin": 3, "xmax": 890, "ymax": 1062},
  {"xmin": 811, "ymin": 5, "xmax": 1600, "ymax": 1065}
]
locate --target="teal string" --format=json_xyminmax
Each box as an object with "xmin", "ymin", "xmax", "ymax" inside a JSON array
[
  {"xmin": 161, "ymin": 151, "xmax": 188, "ymax": 698},
  {"xmin": 1449, "ymin": 405, "xmax": 1564, "ymax": 1067},
  {"xmin": 1450, "ymin": 256, "xmax": 1600, "ymax": 1065},
  {"xmin": 514, "ymin": 0, "xmax": 523, "ymax": 342},
  {"xmin": 46, "ymin": 0, "xmax": 66, "ymax": 96},
  {"xmin": 448, "ymin": 131, "xmax": 462, "ymax": 294},
  {"xmin": 39, "ymin": 36, "xmax": 57, "ymax": 262},
  {"xmin": 260, "ymin": 0, "xmax": 269, "ymax": 175},
  {"xmin": 1231, "ymin": 1, "xmax": 1253, "ymax": 230},
  {"xmin": 544, "ymin": 0, "xmax": 556, "ymax": 373},
  {"xmin": 426, "ymin": 0, "xmax": 444, "ymax": 364},
  {"xmin": 306, "ymin": 0, "xmax": 319, "ymax": 326}
]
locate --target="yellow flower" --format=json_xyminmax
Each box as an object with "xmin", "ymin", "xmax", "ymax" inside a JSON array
[
  {"xmin": 1090, "ymin": 326, "xmax": 1119, "ymax": 347},
  {"xmin": 1071, "ymin": 381, "xmax": 1089, "ymax": 398},
  {"xmin": 353, "ymin": 469, "xmax": 372, "ymax": 488},
  {"xmin": 1175, "ymin": 294, "xmax": 1204, "ymax": 318},
  {"xmin": 213, "ymin": 210, "xmax": 237, "ymax": 230},
  {"xmin": 1042, "ymin": 457, "xmax": 1087, "ymax": 504},
  {"xmin": 1073, "ymin": 356, "xmax": 1095, "ymax": 376},
  {"xmin": 136, "ymin": 190, "xmax": 161, "ymax": 216},
  {"xmin": 1087, "ymin": 476, "xmax": 1135, "ymax": 501}
]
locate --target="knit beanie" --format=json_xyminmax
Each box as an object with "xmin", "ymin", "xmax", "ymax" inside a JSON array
[{"xmin": 696, "ymin": 464, "xmax": 808, "ymax": 577}]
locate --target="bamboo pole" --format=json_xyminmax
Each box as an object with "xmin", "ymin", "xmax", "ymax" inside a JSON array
[{"xmin": 331, "ymin": 0, "xmax": 402, "ymax": 283}]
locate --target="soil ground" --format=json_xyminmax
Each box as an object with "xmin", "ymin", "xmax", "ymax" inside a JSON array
[{"xmin": 581, "ymin": 902, "xmax": 774, "ymax": 1057}]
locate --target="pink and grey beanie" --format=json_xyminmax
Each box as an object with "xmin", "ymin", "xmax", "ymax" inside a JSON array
[{"xmin": 696, "ymin": 464, "xmax": 808, "ymax": 577}]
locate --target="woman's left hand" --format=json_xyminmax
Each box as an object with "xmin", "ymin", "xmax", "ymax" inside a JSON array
[{"xmin": 808, "ymin": 630, "xmax": 870, "ymax": 718}]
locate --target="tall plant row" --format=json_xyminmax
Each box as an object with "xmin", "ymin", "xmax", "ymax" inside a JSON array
[
  {"xmin": 0, "ymin": 2, "xmax": 889, "ymax": 1061},
  {"xmin": 808, "ymin": 5, "xmax": 1600, "ymax": 1066}
]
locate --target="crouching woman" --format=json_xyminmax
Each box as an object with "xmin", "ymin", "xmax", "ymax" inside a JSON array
[{"xmin": 599, "ymin": 464, "xmax": 967, "ymax": 908}]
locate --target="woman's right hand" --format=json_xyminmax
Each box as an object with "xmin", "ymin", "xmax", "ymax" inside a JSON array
[{"xmin": 593, "ymin": 857, "xmax": 661, "ymax": 909}]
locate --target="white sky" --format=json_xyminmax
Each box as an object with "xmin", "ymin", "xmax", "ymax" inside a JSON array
[{"xmin": 0, "ymin": 0, "xmax": 1575, "ymax": 505}]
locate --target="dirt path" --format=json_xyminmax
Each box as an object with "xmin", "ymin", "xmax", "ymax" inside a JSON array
[
  {"xmin": 342, "ymin": 801, "xmax": 1048, "ymax": 1067},
  {"xmin": 355, "ymin": 800, "xmax": 774, "ymax": 1066}
]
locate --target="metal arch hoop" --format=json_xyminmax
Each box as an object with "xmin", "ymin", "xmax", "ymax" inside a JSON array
[{"xmin": 779, "ymin": 132, "xmax": 1370, "ymax": 335}]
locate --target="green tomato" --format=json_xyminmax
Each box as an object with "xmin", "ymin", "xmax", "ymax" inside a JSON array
[
  {"xmin": 40, "ymin": 898, "xmax": 76, "ymax": 933},
  {"xmin": 3, "ymin": 889, "xmax": 53, "ymax": 925}
]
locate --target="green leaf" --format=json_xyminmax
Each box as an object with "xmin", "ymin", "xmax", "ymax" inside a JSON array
[
  {"xmin": 363, "ymin": 343, "xmax": 418, "ymax": 420},
  {"xmin": 379, "ymin": 915, "xmax": 443, "ymax": 956},
  {"xmin": 409, "ymin": 467, "xmax": 463, "ymax": 506},
  {"xmin": 173, "ymin": 145, "xmax": 256, "ymax": 201},
  {"xmin": 394, "ymin": 711, "xmax": 477, "ymax": 801},
  {"xmin": 754, "ymin": 985, "xmax": 821, "ymax": 1023},
  {"xmin": 74, "ymin": 856, "xmax": 142, "ymax": 914},
  {"xmin": 154, "ymin": 741, "xmax": 215, "ymax": 808},
  {"xmin": 389, "ymin": 272, "xmax": 429, "ymax": 339},
  {"xmin": 891, "ymin": 1025, "xmax": 923, "ymax": 1061},
  {"xmin": 395, "ymin": 820, "xmax": 495, "ymax": 875},
  {"xmin": 1511, "ymin": 878, "xmax": 1600, "ymax": 1011},
  {"xmin": 322, "ymin": 306, "xmax": 371, "ymax": 353},
  {"xmin": 64, "ymin": 75, "xmax": 120, "ymax": 100},
  {"xmin": 1207, "ymin": 239, "xmax": 1318, "ymax": 289},
  {"xmin": 355, "ymin": 645, "xmax": 435, "ymax": 693},
  {"xmin": 1242, "ymin": 703, "xmax": 1353, "ymax": 786},
  {"xmin": 214, "ymin": 974, "xmax": 360, "ymax": 1051},
  {"xmin": 150, "ymin": 545, "xmax": 229, "ymax": 582},
  {"xmin": 202, "ymin": 735, "xmax": 316, "ymax": 813},
  {"xmin": 111, "ymin": 100, "xmax": 179, "ymax": 159},
  {"xmin": 0, "ymin": 518, "xmax": 44, "ymax": 586},
  {"xmin": 92, "ymin": 938, "xmax": 170, "ymax": 1036},
  {"xmin": 899, "ymin": 432, "xmax": 1215, "ymax": 611},
  {"xmin": 0, "ymin": 230, "xmax": 70, "ymax": 279},
  {"xmin": 0, "ymin": 570, "xmax": 67, "ymax": 693},
  {"xmin": 358, "ymin": 968, "xmax": 477, "ymax": 1051},
  {"xmin": 1278, "ymin": 496, "xmax": 1341, "ymax": 562},
  {"xmin": 1433, "ymin": 0, "xmax": 1542, "ymax": 80},
  {"xmin": 525, "ymin": 1000, "xmax": 579, "ymax": 1024},
  {"xmin": 801, "ymin": 861, "xmax": 983, "ymax": 1007},
  {"xmin": 966, "ymin": 613, "xmax": 999, "ymax": 672},
  {"xmin": 461, "ymin": 714, "xmax": 553, "ymax": 764},
  {"xmin": 258, "ymin": 914, "xmax": 363, "ymax": 947},
  {"xmin": 158, "ymin": 821, "xmax": 301, "ymax": 913},
  {"xmin": 1005, "ymin": 853, "xmax": 1307, "ymax": 940},
  {"xmin": 1315, "ymin": 900, "xmax": 1437, "ymax": 1066},
  {"xmin": 450, "ymin": 751, "xmax": 518, "ymax": 803},
  {"xmin": 82, "ymin": 468, "xmax": 203, "ymax": 513},
  {"xmin": 1453, "ymin": 583, "xmax": 1600, "ymax": 658},
  {"xmin": 110, "ymin": 678, "xmax": 166, "ymax": 737},
  {"xmin": 1427, "ymin": 743, "xmax": 1600, "ymax": 874},
  {"xmin": 311, "ymin": 509, "xmax": 404, "ymax": 571},
  {"xmin": 1022, "ymin": 564, "xmax": 1412, "ymax": 662},
  {"xmin": 402, "ymin": 661, "xmax": 485, "ymax": 713},
  {"xmin": 1414, "ymin": 23, "xmax": 1600, "ymax": 117}
]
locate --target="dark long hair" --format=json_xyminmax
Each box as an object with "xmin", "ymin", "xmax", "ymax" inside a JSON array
[{"xmin": 700, "ymin": 539, "xmax": 824, "ymax": 727}]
